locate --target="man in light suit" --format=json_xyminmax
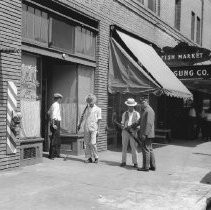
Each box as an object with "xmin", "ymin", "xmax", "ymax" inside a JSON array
[{"xmin": 132, "ymin": 97, "xmax": 156, "ymax": 171}]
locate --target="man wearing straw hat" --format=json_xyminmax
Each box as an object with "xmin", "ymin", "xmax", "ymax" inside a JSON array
[
  {"xmin": 48, "ymin": 93, "xmax": 63, "ymax": 159},
  {"xmin": 120, "ymin": 98, "xmax": 140, "ymax": 168},
  {"xmin": 77, "ymin": 94, "xmax": 102, "ymax": 163}
]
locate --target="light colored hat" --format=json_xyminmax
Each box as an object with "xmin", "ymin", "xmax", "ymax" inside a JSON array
[
  {"xmin": 54, "ymin": 93, "xmax": 63, "ymax": 99},
  {"xmin": 125, "ymin": 98, "xmax": 137, "ymax": 106}
]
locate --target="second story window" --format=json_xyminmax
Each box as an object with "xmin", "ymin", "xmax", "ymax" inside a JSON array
[
  {"xmin": 191, "ymin": 12, "xmax": 195, "ymax": 41},
  {"xmin": 175, "ymin": 0, "xmax": 181, "ymax": 30},
  {"xmin": 148, "ymin": 0, "xmax": 156, "ymax": 12},
  {"xmin": 196, "ymin": 17, "xmax": 201, "ymax": 44}
]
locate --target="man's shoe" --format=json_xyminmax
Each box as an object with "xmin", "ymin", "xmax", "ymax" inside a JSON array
[
  {"xmin": 133, "ymin": 164, "xmax": 138, "ymax": 168},
  {"xmin": 85, "ymin": 158, "xmax": 92, "ymax": 163},
  {"xmin": 94, "ymin": 158, "xmax": 98, "ymax": 163},
  {"xmin": 137, "ymin": 167, "xmax": 149, "ymax": 172},
  {"xmin": 120, "ymin": 162, "xmax": 126, "ymax": 167},
  {"xmin": 149, "ymin": 167, "xmax": 156, "ymax": 171}
]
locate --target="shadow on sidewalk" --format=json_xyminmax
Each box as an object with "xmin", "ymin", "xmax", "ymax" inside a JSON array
[
  {"xmin": 168, "ymin": 139, "xmax": 205, "ymax": 148},
  {"xmin": 200, "ymin": 171, "xmax": 211, "ymax": 185},
  {"xmin": 100, "ymin": 160, "xmax": 137, "ymax": 170}
]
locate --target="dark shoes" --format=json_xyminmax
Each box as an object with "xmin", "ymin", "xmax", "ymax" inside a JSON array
[
  {"xmin": 133, "ymin": 164, "xmax": 138, "ymax": 168},
  {"xmin": 149, "ymin": 167, "xmax": 156, "ymax": 171},
  {"xmin": 137, "ymin": 167, "xmax": 149, "ymax": 172},
  {"xmin": 137, "ymin": 167, "xmax": 156, "ymax": 171},
  {"xmin": 85, "ymin": 158, "xmax": 93, "ymax": 163},
  {"xmin": 120, "ymin": 162, "xmax": 126, "ymax": 167},
  {"xmin": 94, "ymin": 158, "xmax": 98, "ymax": 163}
]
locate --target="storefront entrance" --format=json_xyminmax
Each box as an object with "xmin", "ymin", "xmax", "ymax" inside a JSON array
[{"xmin": 21, "ymin": 53, "xmax": 95, "ymax": 153}]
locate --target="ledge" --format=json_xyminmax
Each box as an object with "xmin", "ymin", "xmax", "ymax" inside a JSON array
[
  {"xmin": 60, "ymin": 133, "xmax": 84, "ymax": 138},
  {"xmin": 20, "ymin": 138, "xmax": 44, "ymax": 144}
]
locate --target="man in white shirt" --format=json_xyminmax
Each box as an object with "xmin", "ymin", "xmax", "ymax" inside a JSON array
[
  {"xmin": 48, "ymin": 93, "xmax": 63, "ymax": 159},
  {"xmin": 120, "ymin": 98, "xmax": 140, "ymax": 168},
  {"xmin": 77, "ymin": 94, "xmax": 102, "ymax": 163}
]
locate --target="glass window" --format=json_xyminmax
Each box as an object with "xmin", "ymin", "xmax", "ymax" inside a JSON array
[
  {"xmin": 191, "ymin": 12, "xmax": 195, "ymax": 41},
  {"xmin": 22, "ymin": 3, "xmax": 48, "ymax": 44},
  {"xmin": 75, "ymin": 26, "xmax": 96, "ymax": 59},
  {"xmin": 175, "ymin": 0, "xmax": 181, "ymax": 30},
  {"xmin": 20, "ymin": 53, "xmax": 42, "ymax": 138},
  {"xmin": 148, "ymin": 0, "xmax": 156, "ymax": 12},
  {"xmin": 50, "ymin": 17, "xmax": 75, "ymax": 53},
  {"xmin": 196, "ymin": 17, "xmax": 201, "ymax": 44}
]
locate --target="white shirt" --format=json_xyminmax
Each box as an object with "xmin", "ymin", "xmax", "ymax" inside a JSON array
[
  {"xmin": 48, "ymin": 101, "xmax": 61, "ymax": 121},
  {"xmin": 84, "ymin": 104, "xmax": 102, "ymax": 132}
]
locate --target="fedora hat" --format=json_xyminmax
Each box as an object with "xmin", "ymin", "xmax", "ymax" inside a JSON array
[
  {"xmin": 53, "ymin": 93, "xmax": 63, "ymax": 99},
  {"xmin": 125, "ymin": 98, "xmax": 137, "ymax": 106}
]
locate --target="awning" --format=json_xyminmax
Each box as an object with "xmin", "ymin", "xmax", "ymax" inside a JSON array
[
  {"xmin": 115, "ymin": 30, "xmax": 193, "ymax": 100},
  {"xmin": 109, "ymin": 38, "xmax": 161, "ymax": 94}
]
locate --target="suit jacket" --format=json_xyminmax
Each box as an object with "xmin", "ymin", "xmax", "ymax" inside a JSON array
[{"xmin": 139, "ymin": 105, "xmax": 155, "ymax": 138}]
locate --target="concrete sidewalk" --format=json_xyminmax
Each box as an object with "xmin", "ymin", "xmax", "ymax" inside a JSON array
[{"xmin": 0, "ymin": 140, "xmax": 211, "ymax": 210}]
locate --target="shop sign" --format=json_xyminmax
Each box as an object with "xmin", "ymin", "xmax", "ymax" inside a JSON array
[
  {"xmin": 20, "ymin": 64, "xmax": 39, "ymax": 100},
  {"xmin": 160, "ymin": 42, "xmax": 211, "ymax": 67},
  {"xmin": 172, "ymin": 66, "xmax": 211, "ymax": 80}
]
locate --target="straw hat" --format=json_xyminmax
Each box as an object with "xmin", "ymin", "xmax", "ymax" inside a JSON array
[
  {"xmin": 53, "ymin": 93, "xmax": 63, "ymax": 99},
  {"xmin": 125, "ymin": 98, "xmax": 137, "ymax": 106}
]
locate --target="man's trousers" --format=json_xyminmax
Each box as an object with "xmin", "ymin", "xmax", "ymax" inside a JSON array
[
  {"xmin": 121, "ymin": 130, "xmax": 138, "ymax": 164},
  {"xmin": 84, "ymin": 130, "xmax": 98, "ymax": 159},
  {"xmin": 49, "ymin": 120, "xmax": 61, "ymax": 158},
  {"xmin": 142, "ymin": 138, "xmax": 156, "ymax": 169}
]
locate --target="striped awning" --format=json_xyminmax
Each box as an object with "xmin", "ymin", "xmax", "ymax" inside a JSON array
[{"xmin": 115, "ymin": 30, "xmax": 193, "ymax": 100}]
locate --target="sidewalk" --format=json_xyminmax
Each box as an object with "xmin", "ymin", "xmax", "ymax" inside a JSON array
[{"xmin": 0, "ymin": 140, "xmax": 211, "ymax": 210}]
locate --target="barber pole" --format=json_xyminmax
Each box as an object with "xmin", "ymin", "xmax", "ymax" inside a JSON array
[{"xmin": 6, "ymin": 81, "xmax": 18, "ymax": 154}]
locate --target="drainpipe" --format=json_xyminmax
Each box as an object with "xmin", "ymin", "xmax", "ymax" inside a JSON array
[{"xmin": 201, "ymin": 0, "xmax": 204, "ymax": 46}]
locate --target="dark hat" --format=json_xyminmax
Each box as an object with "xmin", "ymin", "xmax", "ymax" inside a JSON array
[
  {"xmin": 140, "ymin": 95, "xmax": 148, "ymax": 102},
  {"xmin": 53, "ymin": 93, "xmax": 63, "ymax": 99}
]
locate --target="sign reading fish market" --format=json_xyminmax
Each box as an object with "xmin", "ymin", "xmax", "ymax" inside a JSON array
[{"xmin": 160, "ymin": 42, "xmax": 211, "ymax": 67}]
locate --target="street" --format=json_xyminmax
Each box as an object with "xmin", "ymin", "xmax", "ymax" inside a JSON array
[{"xmin": 0, "ymin": 140, "xmax": 211, "ymax": 210}]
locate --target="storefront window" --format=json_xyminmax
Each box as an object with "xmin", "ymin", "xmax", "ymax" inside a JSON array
[
  {"xmin": 50, "ymin": 17, "xmax": 75, "ymax": 53},
  {"xmin": 20, "ymin": 53, "xmax": 41, "ymax": 138},
  {"xmin": 22, "ymin": 3, "xmax": 48, "ymax": 44},
  {"xmin": 75, "ymin": 26, "xmax": 96, "ymax": 59}
]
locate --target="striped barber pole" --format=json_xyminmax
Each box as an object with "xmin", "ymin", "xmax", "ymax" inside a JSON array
[{"xmin": 6, "ymin": 81, "xmax": 18, "ymax": 154}]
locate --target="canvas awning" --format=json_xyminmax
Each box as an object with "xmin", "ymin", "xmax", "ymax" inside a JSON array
[
  {"xmin": 113, "ymin": 30, "xmax": 193, "ymax": 100},
  {"xmin": 109, "ymin": 38, "xmax": 161, "ymax": 94}
]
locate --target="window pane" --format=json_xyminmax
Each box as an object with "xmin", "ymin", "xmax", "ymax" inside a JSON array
[
  {"xmin": 148, "ymin": 0, "xmax": 156, "ymax": 12},
  {"xmin": 175, "ymin": 0, "xmax": 181, "ymax": 30},
  {"xmin": 41, "ymin": 12, "xmax": 48, "ymax": 43},
  {"xmin": 191, "ymin": 12, "xmax": 195, "ymax": 41},
  {"xmin": 20, "ymin": 54, "xmax": 41, "ymax": 138},
  {"xmin": 75, "ymin": 26, "xmax": 96, "ymax": 58},
  {"xmin": 34, "ymin": 9, "xmax": 42, "ymax": 42},
  {"xmin": 51, "ymin": 17, "xmax": 75, "ymax": 52},
  {"xmin": 26, "ymin": 6, "xmax": 35, "ymax": 39},
  {"xmin": 196, "ymin": 17, "xmax": 201, "ymax": 44}
]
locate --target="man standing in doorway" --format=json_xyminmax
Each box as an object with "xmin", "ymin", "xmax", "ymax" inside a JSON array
[
  {"xmin": 132, "ymin": 97, "xmax": 156, "ymax": 171},
  {"xmin": 77, "ymin": 94, "xmax": 102, "ymax": 163},
  {"xmin": 120, "ymin": 98, "xmax": 140, "ymax": 168},
  {"xmin": 48, "ymin": 93, "xmax": 63, "ymax": 159}
]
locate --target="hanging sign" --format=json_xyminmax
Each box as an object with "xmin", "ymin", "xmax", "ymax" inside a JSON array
[
  {"xmin": 172, "ymin": 65, "xmax": 211, "ymax": 80},
  {"xmin": 160, "ymin": 42, "xmax": 211, "ymax": 67}
]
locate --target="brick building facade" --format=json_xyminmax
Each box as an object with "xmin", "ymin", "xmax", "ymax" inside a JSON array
[{"xmin": 0, "ymin": 0, "xmax": 210, "ymax": 170}]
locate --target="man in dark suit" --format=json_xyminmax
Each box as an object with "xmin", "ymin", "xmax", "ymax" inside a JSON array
[{"xmin": 132, "ymin": 97, "xmax": 156, "ymax": 171}]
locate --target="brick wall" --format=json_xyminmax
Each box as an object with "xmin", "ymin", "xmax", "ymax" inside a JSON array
[{"xmin": 0, "ymin": 0, "xmax": 22, "ymax": 170}]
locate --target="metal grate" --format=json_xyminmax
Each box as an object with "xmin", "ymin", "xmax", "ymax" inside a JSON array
[{"xmin": 23, "ymin": 147, "xmax": 36, "ymax": 159}]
